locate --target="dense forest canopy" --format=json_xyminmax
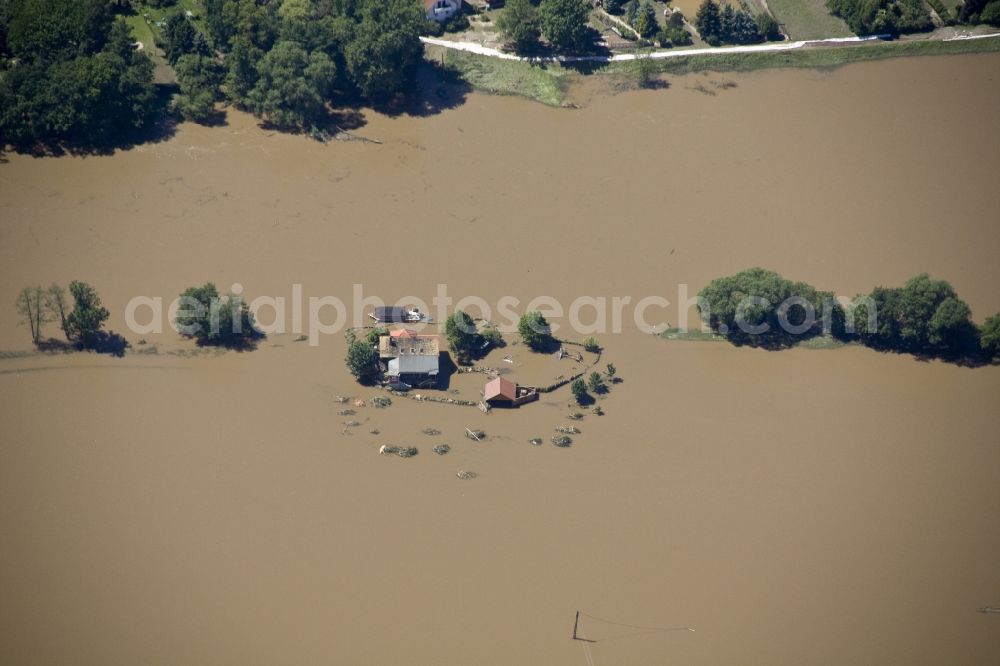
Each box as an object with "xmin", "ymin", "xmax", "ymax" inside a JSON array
[
  {"xmin": 0, "ymin": 0, "xmax": 157, "ymax": 148},
  {"xmin": 0, "ymin": 0, "xmax": 428, "ymax": 147}
]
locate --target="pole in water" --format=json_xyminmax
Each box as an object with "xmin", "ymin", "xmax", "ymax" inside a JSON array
[{"xmin": 573, "ymin": 611, "xmax": 596, "ymax": 643}]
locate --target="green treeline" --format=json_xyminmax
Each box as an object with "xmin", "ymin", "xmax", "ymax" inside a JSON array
[
  {"xmin": 153, "ymin": 0, "xmax": 428, "ymax": 126},
  {"xmin": 698, "ymin": 268, "xmax": 1000, "ymax": 364},
  {"xmin": 0, "ymin": 0, "xmax": 158, "ymax": 148},
  {"xmin": 825, "ymin": 0, "xmax": 933, "ymax": 35},
  {"xmin": 826, "ymin": 0, "xmax": 1000, "ymax": 35},
  {"xmin": 0, "ymin": 0, "xmax": 429, "ymax": 148}
]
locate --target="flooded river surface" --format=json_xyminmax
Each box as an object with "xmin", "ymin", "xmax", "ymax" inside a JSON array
[{"xmin": 1, "ymin": 54, "xmax": 999, "ymax": 665}]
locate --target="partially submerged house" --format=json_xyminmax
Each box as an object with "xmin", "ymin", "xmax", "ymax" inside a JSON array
[
  {"xmin": 425, "ymin": 0, "xmax": 463, "ymax": 22},
  {"xmin": 484, "ymin": 376, "xmax": 539, "ymax": 408},
  {"xmin": 379, "ymin": 329, "xmax": 441, "ymax": 388}
]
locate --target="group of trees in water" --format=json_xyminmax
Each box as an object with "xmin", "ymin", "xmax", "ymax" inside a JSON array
[
  {"xmin": 15, "ymin": 281, "xmax": 122, "ymax": 352},
  {"xmin": 698, "ymin": 267, "xmax": 1000, "ymax": 364},
  {"xmin": 14, "ymin": 279, "xmax": 263, "ymax": 354}
]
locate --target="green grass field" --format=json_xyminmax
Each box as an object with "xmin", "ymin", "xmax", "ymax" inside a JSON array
[
  {"xmin": 124, "ymin": 14, "xmax": 157, "ymax": 50},
  {"xmin": 441, "ymin": 49, "xmax": 569, "ymax": 107},
  {"xmin": 765, "ymin": 0, "xmax": 854, "ymax": 40}
]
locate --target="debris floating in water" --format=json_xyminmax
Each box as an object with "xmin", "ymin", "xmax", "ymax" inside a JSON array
[
  {"xmin": 552, "ymin": 435, "xmax": 573, "ymax": 447},
  {"xmin": 529, "ymin": 438, "xmax": 543, "ymax": 446},
  {"xmin": 422, "ymin": 427, "xmax": 442, "ymax": 436},
  {"xmin": 432, "ymin": 444, "xmax": 451, "ymax": 455},
  {"xmin": 338, "ymin": 409, "xmax": 356, "ymax": 416},
  {"xmin": 573, "ymin": 610, "xmax": 695, "ymax": 643},
  {"xmin": 555, "ymin": 425, "xmax": 581, "ymax": 434},
  {"xmin": 379, "ymin": 445, "xmax": 418, "ymax": 458},
  {"xmin": 456, "ymin": 470, "xmax": 478, "ymax": 480},
  {"xmin": 465, "ymin": 428, "xmax": 485, "ymax": 442},
  {"xmin": 333, "ymin": 395, "xmax": 349, "ymax": 404},
  {"xmin": 372, "ymin": 396, "xmax": 392, "ymax": 408},
  {"xmin": 567, "ymin": 413, "xmax": 584, "ymax": 421}
]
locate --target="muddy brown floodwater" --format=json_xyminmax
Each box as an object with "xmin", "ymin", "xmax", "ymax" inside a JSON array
[{"xmin": 1, "ymin": 54, "xmax": 1000, "ymax": 665}]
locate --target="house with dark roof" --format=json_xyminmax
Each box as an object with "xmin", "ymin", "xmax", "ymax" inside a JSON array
[{"xmin": 484, "ymin": 376, "xmax": 539, "ymax": 407}]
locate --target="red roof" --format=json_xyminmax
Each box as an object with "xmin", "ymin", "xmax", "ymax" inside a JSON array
[
  {"xmin": 484, "ymin": 377, "xmax": 517, "ymax": 401},
  {"xmin": 389, "ymin": 328, "xmax": 420, "ymax": 338}
]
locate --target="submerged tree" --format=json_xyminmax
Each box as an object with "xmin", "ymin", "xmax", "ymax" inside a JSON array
[
  {"xmin": 45, "ymin": 283, "xmax": 69, "ymax": 338},
  {"xmin": 247, "ymin": 40, "xmax": 336, "ymax": 128},
  {"xmin": 174, "ymin": 54, "xmax": 225, "ymax": 123},
  {"xmin": 175, "ymin": 282, "xmax": 260, "ymax": 348},
  {"xmin": 346, "ymin": 334, "xmax": 380, "ymax": 384},
  {"xmin": 980, "ymin": 314, "xmax": 1000, "ymax": 359},
  {"xmin": 444, "ymin": 309, "xmax": 483, "ymax": 360},
  {"xmin": 518, "ymin": 311, "xmax": 555, "ymax": 351},
  {"xmin": 15, "ymin": 286, "xmax": 48, "ymax": 344},
  {"xmin": 65, "ymin": 281, "xmax": 109, "ymax": 348}
]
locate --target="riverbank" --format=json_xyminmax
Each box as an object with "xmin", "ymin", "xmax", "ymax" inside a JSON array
[{"xmin": 430, "ymin": 32, "xmax": 1000, "ymax": 106}]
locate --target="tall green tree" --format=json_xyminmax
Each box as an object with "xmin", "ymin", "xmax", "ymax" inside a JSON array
[
  {"xmin": 634, "ymin": 1, "xmax": 658, "ymax": 37},
  {"xmin": 346, "ymin": 336, "xmax": 380, "ymax": 384},
  {"xmin": 175, "ymin": 282, "xmax": 260, "ymax": 347},
  {"xmin": 343, "ymin": 0, "xmax": 424, "ymax": 100},
  {"xmin": 496, "ymin": 0, "xmax": 542, "ymax": 52},
  {"xmin": 246, "ymin": 40, "xmax": 336, "ymax": 128},
  {"xmin": 161, "ymin": 11, "xmax": 208, "ymax": 64},
  {"xmin": 65, "ymin": 280, "xmax": 109, "ymax": 347},
  {"xmin": 444, "ymin": 309, "xmax": 482, "ymax": 358},
  {"xmin": 694, "ymin": 0, "xmax": 722, "ymax": 46},
  {"xmin": 539, "ymin": 0, "xmax": 592, "ymax": 52},
  {"xmin": 6, "ymin": 0, "xmax": 112, "ymax": 61},
  {"xmin": 174, "ymin": 54, "xmax": 224, "ymax": 122},
  {"xmin": 223, "ymin": 35, "xmax": 261, "ymax": 105},
  {"xmin": 980, "ymin": 314, "xmax": 1000, "ymax": 359},
  {"xmin": 695, "ymin": 0, "xmax": 722, "ymax": 44},
  {"xmin": 518, "ymin": 311, "xmax": 555, "ymax": 351},
  {"xmin": 698, "ymin": 268, "xmax": 834, "ymax": 348}
]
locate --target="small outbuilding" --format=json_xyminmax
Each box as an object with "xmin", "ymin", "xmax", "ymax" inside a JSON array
[
  {"xmin": 484, "ymin": 376, "xmax": 539, "ymax": 408},
  {"xmin": 425, "ymin": 0, "xmax": 463, "ymax": 23}
]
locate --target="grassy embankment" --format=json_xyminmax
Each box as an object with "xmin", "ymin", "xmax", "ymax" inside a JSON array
[
  {"xmin": 439, "ymin": 49, "xmax": 569, "ymax": 107},
  {"xmin": 439, "ymin": 36, "xmax": 1000, "ymax": 106}
]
